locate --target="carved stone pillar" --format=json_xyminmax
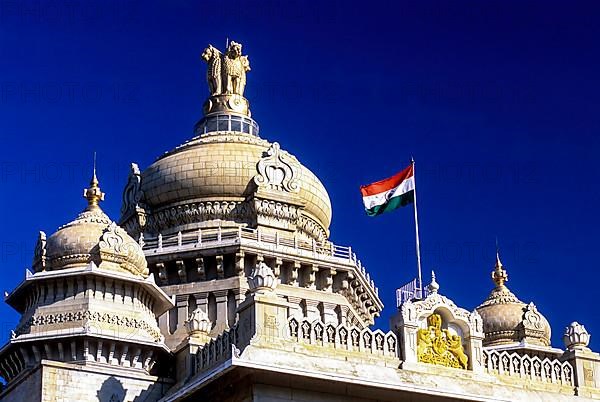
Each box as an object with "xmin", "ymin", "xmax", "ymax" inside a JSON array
[
  {"xmin": 176, "ymin": 260, "xmax": 187, "ymax": 282},
  {"xmin": 290, "ymin": 261, "xmax": 300, "ymax": 287},
  {"xmin": 390, "ymin": 302, "xmax": 419, "ymax": 366},
  {"xmin": 467, "ymin": 310, "xmax": 485, "ymax": 374},
  {"xmin": 303, "ymin": 299, "xmax": 320, "ymax": 322},
  {"xmin": 194, "ymin": 293, "xmax": 208, "ymax": 315},
  {"xmin": 214, "ymin": 290, "xmax": 229, "ymax": 332},
  {"xmin": 338, "ymin": 305, "xmax": 349, "ymax": 326},
  {"xmin": 562, "ymin": 350, "xmax": 600, "ymax": 398},
  {"xmin": 195, "ymin": 257, "xmax": 205, "ymax": 280},
  {"xmin": 305, "ymin": 264, "xmax": 318, "ymax": 290},
  {"xmin": 235, "ymin": 251, "xmax": 245, "ymax": 276},
  {"xmin": 176, "ymin": 294, "xmax": 189, "ymax": 329},
  {"xmin": 322, "ymin": 302, "xmax": 338, "ymax": 325},
  {"xmin": 215, "ymin": 255, "xmax": 224, "ymax": 279},
  {"xmin": 237, "ymin": 291, "xmax": 291, "ymax": 349},
  {"xmin": 274, "ymin": 258, "xmax": 283, "ymax": 279},
  {"xmin": 286, "ymin": 296, "xmax": 303, "ymax": 319},
  {"xmin": 323, "ymin": 268, "xmax": 336, "ymax": 293},
  {"xmin": 156, "ymin": 262, "xmax": 167, "ymax": 285}
]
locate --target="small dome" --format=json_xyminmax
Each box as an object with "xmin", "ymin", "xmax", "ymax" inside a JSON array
[
  {"xmin": 476, "ymin": 253, "xmax": 551, "ymax": 347},
  {"xmin": 37, "ymin": 172, "xmax": 148, "ymax": 277}
]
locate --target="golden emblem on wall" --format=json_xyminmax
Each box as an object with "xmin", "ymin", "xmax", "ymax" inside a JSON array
[{"xmin": 417, "ymin": 313, "xmax": 468, "ymax": 369}]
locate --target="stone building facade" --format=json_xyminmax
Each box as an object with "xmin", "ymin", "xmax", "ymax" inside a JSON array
[{"xmin": 0, "ymin": 41, "xmax": 599, "ymax": 401}]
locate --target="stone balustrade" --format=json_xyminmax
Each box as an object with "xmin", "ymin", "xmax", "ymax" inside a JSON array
[
  {"xmin": 483, "ymin": 349, "xmax": 574, "ymax": 386},
  {"xmin": 287, "ymin": 317, "xmax": 398, "ymax": 358},
  {"xmin": 194, "ymin": 324, "xmax": 239, "ymax": 374},
  {"xmin": 141, "ymin": 227, "xmax": 378, "ymax": 297}
]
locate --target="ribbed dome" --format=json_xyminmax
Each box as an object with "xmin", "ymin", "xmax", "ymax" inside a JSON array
[
  {"xmin": 476, "ymin": 254, "xmax": 551, "ymax": 347},
  {"xmin": 134, "ymin": 131, "xmax": 332, "ymax": 239},
  {"xmin": 36, "ymin": 173, "xmax": 148, "ymax": 277}
]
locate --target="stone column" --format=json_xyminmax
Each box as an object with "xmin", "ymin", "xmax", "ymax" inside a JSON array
[
  {"xmin": 286, "ymin": 296, "xmax": 303, "ymax": 319},
  {"xmin": 303, "ymin": 299, "xmax": 320, "ymax": 322},
  {"xmin": 237, "ymin": 280, "xmax": 291, "ymax": 349},
  {"xmin": 338, "ymin": 305, "xmax": 349, "ymax": 326},
  {"xmin": 176, "ymin": 294, "xmax": 189, "ymax": 330},
  {"xmin": 214, "ymin": 290, "xmax": 229, "ymax": 332},
  {"xmin": 235, "ymin": 251, "xmax": 245, "ymax": 276},
  {"xmin": 390, "ymin": 301, "xmax": 419, "ymax": 366},
  {"xmin": 322, "ymin": 302, "xmax": 338, "ymax": 325},
  {"xmin": 194, "ymin": 292, "xmax": 208, "ymax": 312},
  {"xmin": 467, "ymin": 310, "xmax": 485, "ymax": 374},
  {"xmin": 561, "ymin": 322, "xmax": 600, "ymax": 398}
]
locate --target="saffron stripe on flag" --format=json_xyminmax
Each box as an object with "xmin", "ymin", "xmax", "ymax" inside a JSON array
[{"xmin": 359, "ymin": 164, "xmax": 414, "ymax": 196}]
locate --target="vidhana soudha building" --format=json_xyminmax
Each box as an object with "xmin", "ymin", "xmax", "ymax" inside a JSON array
[{"xmin": 1, "ymin": 41, "xmax": 599, "ymax": 402}]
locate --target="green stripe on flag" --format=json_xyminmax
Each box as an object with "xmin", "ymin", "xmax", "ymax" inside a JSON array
[{"xmin": 365, "ymin": 191, "xmax": 414, "ymax": 217}]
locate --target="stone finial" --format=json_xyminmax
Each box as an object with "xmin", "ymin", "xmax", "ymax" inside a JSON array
[
  {"xmin": 248, "ymin": 261, "xmax": 277, "ymax": 292},
  {"xmin": 563, "ymin": 321, "xmax": 591, "ymax": 351},
  {"xmin": 185, "ymin": 307, "xmax": 212, "ymax": 335},
  {"xmin": 491, "ymin": 251, "xmax": 508, "ymax": 288},
  {"xmin": 426, "ymin": 270, "xmax": 439, "ymax": 294},
  {"xmin": 83, "ymin": 156, "xmax": 105, "ymax": 211}
]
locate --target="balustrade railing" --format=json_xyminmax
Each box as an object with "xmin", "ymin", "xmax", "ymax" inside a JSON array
[
  {"xmin": 483, "ymin": 349, "xmax": 573, "ymax": 386},
  {"xmin": 194, "ymin": 324, "xmax": 239, "ymax": 373},
  {"xmin": 141, "ymin": 227, "xmax": 378, "ymax": 296},
  {"xmin": 287, "ymin": 317, "xmax": 397, "ymax": 358}
]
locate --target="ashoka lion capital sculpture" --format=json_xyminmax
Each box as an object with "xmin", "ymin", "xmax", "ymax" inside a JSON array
[{"xmin": 201, "ymin": 41, "xmax": 251, "ymax": 116}]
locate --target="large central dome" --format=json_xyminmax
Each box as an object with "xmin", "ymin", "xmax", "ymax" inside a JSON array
[{"xmin": 119, "ymin": 41, "xmax": 332, "ymax": 242}]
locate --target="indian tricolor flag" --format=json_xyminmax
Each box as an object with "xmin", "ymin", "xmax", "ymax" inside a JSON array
[{"xmin": 360, "ymin": 164, "xmax": 415, "ymax": 216}]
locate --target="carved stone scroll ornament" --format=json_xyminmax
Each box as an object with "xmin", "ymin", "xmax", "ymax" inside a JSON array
[
  {"xmin": 17, "ymin": 310, "xmax": 162, "ymax": 342},
  {"xmin": 99, "ymin": 222, "xmax": 126, "ymax": 254},
  {"xmin": 145, "ymin": 201, "xmax": 251, "ymax": 233},
  {"xmin": 417, "ymin": 313, "xmax": 468, "ymax": 369},
  {"xmin": 121, "ymin": 162, "xmax": 143, "ymax": 218},
  {"xmin": 32, "ymin": 231, "xmax": 47, "ymax": 272},
  {"xmin": 254, "ymin": 142, "xmax": 300, "ymax": 193}
]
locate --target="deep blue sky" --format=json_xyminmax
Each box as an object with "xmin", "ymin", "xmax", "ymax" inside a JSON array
[{"xmin": 1, "ymin": 1, "xmax": 599, "ymax": 349}]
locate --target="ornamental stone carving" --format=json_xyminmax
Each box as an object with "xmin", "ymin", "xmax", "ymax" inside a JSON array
[
  {"xmin": 17, "ymin": 310, "xmax": 163, "ymax": 342},
  {"xmin": 121, "ymin": 162, "xmax": 143, "ymax": 218},
  {"xmin": 248, "ymin": 262, "xmax": 277, "ymax": 292},
  {"xmin": 563, "ymin": 321, "xmax": 591, "ymax": 351},
  {"xmin": 254, "ymin": 143, "xmax": 300, "ymax": 193},
  {"xmin": 392, "ymin": 278, "xmax": 485, "ymax": 373},
  {"xmin": 201, "ymin": 41, "xmax": 251, "ymax": 115},
  {"xmin": 202, "ymin": 41, "xmax": 250, "ymax": 97},
  {"xmin": 522, "ymin": 302, "xmax": 543, "ymax": 330},
  {"xmin": 99, "ymin": 222, "xmax": 126, "ymax": 253},
  {"xmin": 97, "ymin": 222, "xmax": 148, "ymax": 277},
  {"xmin": 32, "ymin": 231, "xmax": 47, "ymax": 272},
  {"xmin": 185, "ymin": 308, "xmax": 212, "ymax": 335}
]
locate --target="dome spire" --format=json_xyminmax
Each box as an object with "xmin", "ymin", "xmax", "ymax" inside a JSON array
[
  {"xmin": 83, "ymin": 152, "xmax": 105, "ymax": 211},
  {"xmin": 491, "ymin": 249, "xmax": 508, "ymax": 288}
]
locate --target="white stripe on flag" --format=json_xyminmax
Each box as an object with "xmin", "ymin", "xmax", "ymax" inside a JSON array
[{"xmin": 362, "ymin": 176, "xmax": 415, "ymax": 210}]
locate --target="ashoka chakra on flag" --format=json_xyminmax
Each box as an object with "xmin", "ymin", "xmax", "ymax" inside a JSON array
[{"xmin": 360, "ymin": 164, "xmax": 415, "ymax": 216}]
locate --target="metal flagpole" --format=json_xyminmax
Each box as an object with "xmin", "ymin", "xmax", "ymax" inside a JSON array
[{"xmin": 411, "ymin": 157, "xmax": 423, "ymax": 298}]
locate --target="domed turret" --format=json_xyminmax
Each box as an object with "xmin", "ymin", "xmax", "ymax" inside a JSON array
[
  {"xmin": 119, "ymin": 41, "xmax": 332, "ymax": 243},
  {"xmin": 476, "ymin": 252, "xmax": 551, "ymax": 347},
  {"xmin": 36, "ymin": 169, "xmax": 148, "ymax": 277}
]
